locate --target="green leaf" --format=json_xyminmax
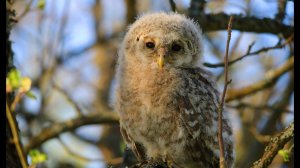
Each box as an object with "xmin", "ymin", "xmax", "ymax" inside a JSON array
[
  {"xmin": 278, "ymin": 149, "xmax": 290, "ymax": 162},
  {"xmin": 29, "ymin": 149, "xmax": 47, "ymax": 165},
  {"xmin": 7, "ymin": 69, "xmax": 21, "ymax": 89},
  {"xmin": 37, "ymin": 0, "xmax": 46, "ymax": 10},
  {"xmin": 26, "ymin": 91, "xmax": 37, "ymax": 100}
]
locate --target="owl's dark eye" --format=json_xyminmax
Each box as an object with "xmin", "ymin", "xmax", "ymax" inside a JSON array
[
  {"xmin": 171, "ymin": 44, "xmax": 181, "ymax": 51},
  {"xmin": 146, "ymin": 42, "xmax": 155, "ymax": 49}
]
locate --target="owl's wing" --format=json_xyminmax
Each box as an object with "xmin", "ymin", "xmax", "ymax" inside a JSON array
[{"xmin": 177, "ymin": 67, "xmax": 221, "ymax": 166}]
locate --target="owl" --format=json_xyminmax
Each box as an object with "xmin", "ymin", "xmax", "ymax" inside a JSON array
[{"xmin": 115, "ymin": 12, "xmax": 234, "ymax": 168}]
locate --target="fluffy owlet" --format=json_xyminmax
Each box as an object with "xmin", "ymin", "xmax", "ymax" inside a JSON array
[{"xmin": 115, "ymin": 12, "xmax": 234, "ymax": 168}]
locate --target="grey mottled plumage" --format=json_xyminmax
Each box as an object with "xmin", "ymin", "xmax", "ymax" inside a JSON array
[{"xmin": 115, "ymin": 12, "xmax": 234, "ymax": 167}]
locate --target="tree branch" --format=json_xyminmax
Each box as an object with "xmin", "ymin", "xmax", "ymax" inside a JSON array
[
  {"xmin": 225, "ymin": 56, "xmax": 294, "ymax": 102},
  {"xmin": 24, "ymin": 112, "xmax": 119, "ymax": 153},
  {"xmin": 218, "ymin": 16, "xmax": 233, "ymax": 168},
  {"xmin": 227, "ymin": 102, "xmax": 292, "ymax": 113},
  {"xmin": 189, "ymin": 13, "xmax": 293, "ymax": 38},
  {"xmin": 251, "ymin": 122, "xmax": 294, "ymax": 168}
]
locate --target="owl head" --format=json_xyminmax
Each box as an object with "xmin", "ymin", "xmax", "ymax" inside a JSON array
[{"xmin": 119, "ymin": 12, "xmax": 203, "ymax": 70}]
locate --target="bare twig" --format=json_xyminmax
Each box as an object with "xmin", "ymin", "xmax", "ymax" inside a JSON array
[
  {"xmin": 218, "ymin": 16, "xmax": 233, "ymax": 168},
  {"xmin": 6, "ymin": 101, "xmax": 28, "ymax": 168},
  {"xmin": 251, "ymin": 122, "xmax": 294, "ymax": 168},
  {"xmin": 24, "ymin": 112, "xmax": 119, "ymax": 153},
  {"xmin": 52, "ymin": 82, "xmax": 83, "ymax": 117},
  {"xmin": 203, "ymin": 34, "xmax": 294, "ymax": 68},
  {"xmin": 226, "ymin": 56, "xmax": 294, "ymax": 102}
]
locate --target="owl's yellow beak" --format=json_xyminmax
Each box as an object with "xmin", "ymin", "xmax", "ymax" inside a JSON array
[
  {"xmin": 157, "ymin": 48, "xmax": 166, "ymax": 69},
  {"xmin": 157, "ymin": 55, "xmax": 164, "ymax": 69}
]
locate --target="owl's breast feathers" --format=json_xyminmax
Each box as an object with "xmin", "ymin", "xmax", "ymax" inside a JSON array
[{"xmin": 117, "ymin": 67, "xmax": 234, "ymax": 167}]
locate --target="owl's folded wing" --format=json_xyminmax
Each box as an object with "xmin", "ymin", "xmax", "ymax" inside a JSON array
[{"xmin": 176, "ymin": 68, "xmax": 221, "ymax": 167}]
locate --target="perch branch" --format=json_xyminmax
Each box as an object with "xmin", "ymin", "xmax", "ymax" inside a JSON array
[
  {"xmin": 226, "ymin": 56, "xmax": 294, "ymax": 102},
  {"xmin": 251, "ymin": 122, "xmax": 294, "ymax": 168},
  {"xmin": 24, "ymin": 112, "xmax": 119, "ymax": 153},
  {"xmin": 218, "ymin": 16, "xmax": 233, "ymax": 168}
]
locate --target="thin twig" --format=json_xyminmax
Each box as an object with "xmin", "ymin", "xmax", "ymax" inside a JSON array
[
  {"xmin": 251, "ymin": 122, "xmax": 294, "ymax": 168},
  {"xmin": 6, "ymin": 101, "xmax": 28, "ymax": 168},
  {"xmin": 52, "ymin": 82, "xmax": 83, "ymax": 117},
  {"xmin": 218, "ymin": 16, "xmax": 233, "ymax": 168},
  {"xmin": 203, "ymin": 34, "xmax": 294, "ymax": 68}
]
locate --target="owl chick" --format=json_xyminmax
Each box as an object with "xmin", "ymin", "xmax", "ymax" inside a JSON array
[{"xmin": 115, "ymin": 12, "xmax": 234, "ymax": 168}]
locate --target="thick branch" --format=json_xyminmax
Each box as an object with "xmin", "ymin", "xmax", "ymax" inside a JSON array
[
  {"xmin": 251, "ymin": 122, "xmax": 294, "ymax": 168},
  {"xmin": 225, "ymin": 56, "xmax": 294, "ymax": 102},
  {"xmin": 24, "ymin": 112, "xmax": 119, "ymax": 153},
  {"xmin": 189, "ymin": 13, "xmax": 293, "ymax": 38}
]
